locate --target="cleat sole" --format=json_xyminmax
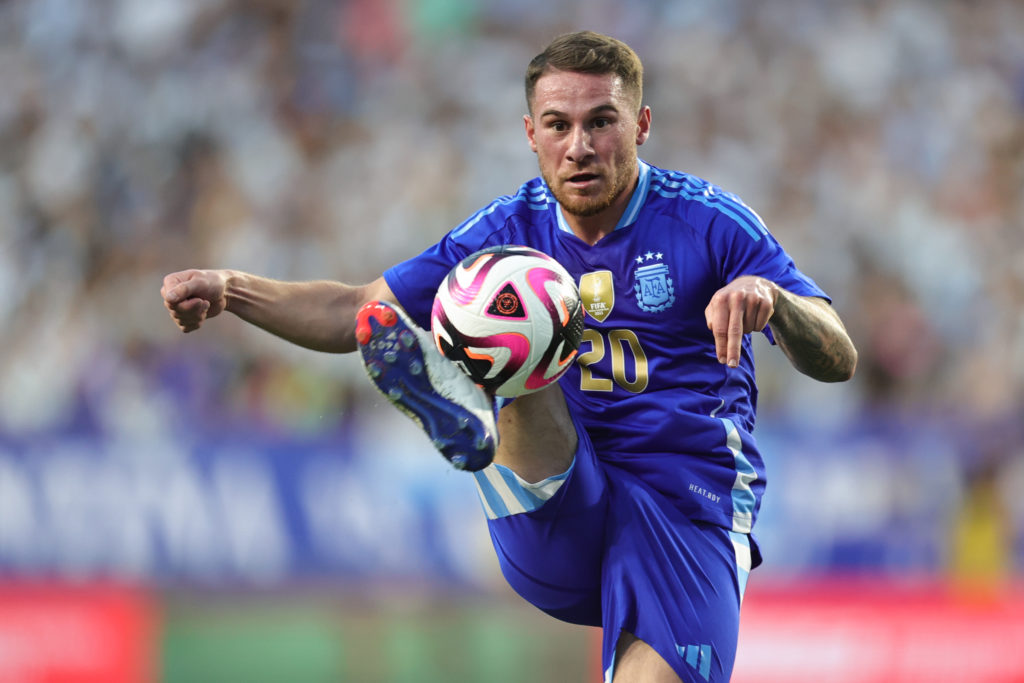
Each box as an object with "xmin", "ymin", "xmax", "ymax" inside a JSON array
[{"xmin": 355, "ymin": 301, "xmax": 495, "ymax": 472}]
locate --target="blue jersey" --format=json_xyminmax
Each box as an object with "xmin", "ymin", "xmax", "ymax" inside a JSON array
[{"xmin": 384, "ymin": 160, "xmax": 828, "ymax": 533}]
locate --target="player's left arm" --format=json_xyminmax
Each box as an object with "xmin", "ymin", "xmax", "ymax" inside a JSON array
[{"xmin": 705, "ymin": 275, "xmax": 857, "ymax": 382}]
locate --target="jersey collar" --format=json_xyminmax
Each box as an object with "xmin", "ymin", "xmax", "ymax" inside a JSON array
[{"xmin": 555, "ymin": 159, "xmax": 651, "ymax": 236}]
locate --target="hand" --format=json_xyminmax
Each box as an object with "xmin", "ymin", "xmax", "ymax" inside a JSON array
[
  {"xmin": 161, "ymin": 269, "xmax": 229, "ymax": 332},
  {"xmin": 704, "ymin": 275, "xmax": 779, "ymax": 367}
]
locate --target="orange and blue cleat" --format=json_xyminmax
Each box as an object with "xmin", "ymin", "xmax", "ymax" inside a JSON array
[{"xmin": 355, "ymin": 301, "xmax": 497, "ymax": 472}]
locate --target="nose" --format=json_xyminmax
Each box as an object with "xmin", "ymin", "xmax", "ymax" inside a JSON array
[{"xmin": 566, "ymin": 126, "xmax": 594, "ymax": 163}]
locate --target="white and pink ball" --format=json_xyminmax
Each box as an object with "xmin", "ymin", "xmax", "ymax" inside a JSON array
[{"xmin": 431, "ymin": 245, "xmax": 584, "ymax": 398}]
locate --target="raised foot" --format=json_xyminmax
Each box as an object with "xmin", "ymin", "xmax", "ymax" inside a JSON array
[{"xmin": 355, "ymin": 300, "xmax": 497, "ymax": 472}]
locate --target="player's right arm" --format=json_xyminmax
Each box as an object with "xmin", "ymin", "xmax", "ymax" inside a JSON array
[{"xmin": 160, "ymin": 269, "xmax": 397, "ymax": 353}]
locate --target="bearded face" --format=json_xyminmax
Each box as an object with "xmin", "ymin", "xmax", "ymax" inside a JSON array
[{"xmin": 525, "ymin": 69, "xmax": 649, "ymax": 232}]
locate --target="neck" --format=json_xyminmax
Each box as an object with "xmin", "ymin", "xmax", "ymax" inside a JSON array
[{"xmin": 563, "ymin": 172, "xmax": 640, "ymax": 246}]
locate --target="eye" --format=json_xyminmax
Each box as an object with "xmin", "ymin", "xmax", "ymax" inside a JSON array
[
  {"xmin": 593, "ymin": 118, "xmax": 611, "ymax": 129},
  {"xmin": 550, "ymin": 121, "xmax": 568, "ymax": 132}
]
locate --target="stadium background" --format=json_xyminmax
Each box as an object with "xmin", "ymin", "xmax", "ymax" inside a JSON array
[{"xmin": 1, "ymin": 0, "xmax": 1022, "ymax": 680}]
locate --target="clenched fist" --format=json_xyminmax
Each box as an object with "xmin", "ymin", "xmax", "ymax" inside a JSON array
[{"xmin": 161, "ymin": 269, "xmax": 229, "ymax": 332}]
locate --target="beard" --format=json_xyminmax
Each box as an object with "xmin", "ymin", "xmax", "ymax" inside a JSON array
[{"xmin": 543, "ymin": 157, "xmax": 638, "ymax": 218}]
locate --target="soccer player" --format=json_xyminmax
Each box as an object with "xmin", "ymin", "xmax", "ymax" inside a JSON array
[{"xmin": 162, "ymin": 31, "xmax": 856, "ymax": 682}]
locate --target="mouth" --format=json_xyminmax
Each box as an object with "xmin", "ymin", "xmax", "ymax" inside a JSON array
[{"xmin": 565, "ymin": 172, "xmax": 600, "ymax": 188}]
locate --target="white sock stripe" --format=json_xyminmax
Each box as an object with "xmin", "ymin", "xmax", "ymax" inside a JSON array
[
  {"xmin": 475, "ymin": 481, "xmax": 499, "ymax": 520},
  {"xmin": 484, "ymin": 466, "xmax": 528, "ymax": 515},
  {"xmin": 472, "ymin": 468, "xmax": 511, "ymax": 519},
  {"xmin": 472, "ymin": 463, "xmax": 570, "ymax": 519},
  {"xmin": 506, "ymin": 464, "xmax": 570, "ymax": 498}
]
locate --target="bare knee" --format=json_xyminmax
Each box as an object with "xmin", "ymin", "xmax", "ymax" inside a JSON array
[
  {"xmin": 494, "ymin": 383, "xmax": 576, "ymax": 482},
  {"xmin": 613, "ymin": 631, "xmax": 681, "ymax": 683}
]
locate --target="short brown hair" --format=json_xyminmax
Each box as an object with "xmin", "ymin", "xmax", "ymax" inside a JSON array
[{"xmin": 525, "ymin": 31, "xmax": 644, "ymax": 113}]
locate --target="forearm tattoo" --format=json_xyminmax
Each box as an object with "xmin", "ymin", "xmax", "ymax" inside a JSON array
[{"xmin": 770, "ymin": 297, "xmax": 857, "ymax": 383}]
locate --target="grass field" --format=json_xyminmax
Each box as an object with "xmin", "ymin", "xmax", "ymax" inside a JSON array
[{"xmin": 161, "ymin": 589, "xmax": 597, "ymax": 683}]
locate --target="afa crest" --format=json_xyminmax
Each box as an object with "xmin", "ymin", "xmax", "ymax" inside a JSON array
[{"xmin": 633, "ymin": 252, "xmax": 675, "ymax": 313}]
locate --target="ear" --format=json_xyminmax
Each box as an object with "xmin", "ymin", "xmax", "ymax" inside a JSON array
[
  {"xmin": 524, "ymin": 114, "xmax": 538, "ymax": 153},
  {"xmin": 635, "ymin": 106, "xmax": 652, "ymax": 146}
]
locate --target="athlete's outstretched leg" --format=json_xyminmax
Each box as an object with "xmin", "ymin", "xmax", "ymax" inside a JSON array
[
  {"xmin": 355, "ymin": 299, "xmax": 605, "ymax": 626},
  {"xmin": 493, "ymin": 382, "xmax": 577, "ymax": 482},
  {"xmin": 464, "ymin": 373, "xmax": 614, "ymax": 629},
  {"xmin": 356, "ymin": 299, "xmax": 579, "ymax": 479}
]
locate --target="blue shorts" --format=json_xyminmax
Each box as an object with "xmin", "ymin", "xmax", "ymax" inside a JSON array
[{"xmin": 474, "ymin": 413, "xmax": 757, "ymax": 682}]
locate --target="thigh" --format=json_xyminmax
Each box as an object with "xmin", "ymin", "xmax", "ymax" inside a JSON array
[
  {"xmin": 478, "ymin": 411, "xmax": 609, "ymax": 626},
  {"xmin": 614, "ymin": 632, "xmax": 684, "ymax": 683},
  {"xmin": 601, "ymin": 475, "xmax": 752, "ymax": 682}
]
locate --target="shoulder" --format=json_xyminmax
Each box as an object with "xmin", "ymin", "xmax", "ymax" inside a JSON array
[
  {"xmin": 451, "ymin": 176, "xmax": 555, "ymax": 240},
  {"xmin": 643, "ymin": 163, "xmax": 768, "ymax": 243}
]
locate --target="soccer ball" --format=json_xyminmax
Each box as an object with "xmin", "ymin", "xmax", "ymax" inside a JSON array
[{"xmin": 431, "ymin": 245, "xmax": 584, "ymax": 398}]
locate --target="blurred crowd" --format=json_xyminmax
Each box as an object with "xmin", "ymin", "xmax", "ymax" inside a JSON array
[{"xmin": 1, "ymin": 0, "xmax": 1022, "ymax": 575}]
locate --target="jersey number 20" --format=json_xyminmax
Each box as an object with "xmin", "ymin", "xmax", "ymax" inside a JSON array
[{"xmin": 577, "ymin": 329, "xmax": 648, "ymax": 393}]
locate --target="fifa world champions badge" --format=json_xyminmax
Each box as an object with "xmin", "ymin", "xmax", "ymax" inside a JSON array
[
  {"xmin": 580, "ymin": 270, "xmax": 614, "ymax": 323},
  {"xmin": 633, "ymin": 252, "xmax": 675, "ymax": 313}
]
